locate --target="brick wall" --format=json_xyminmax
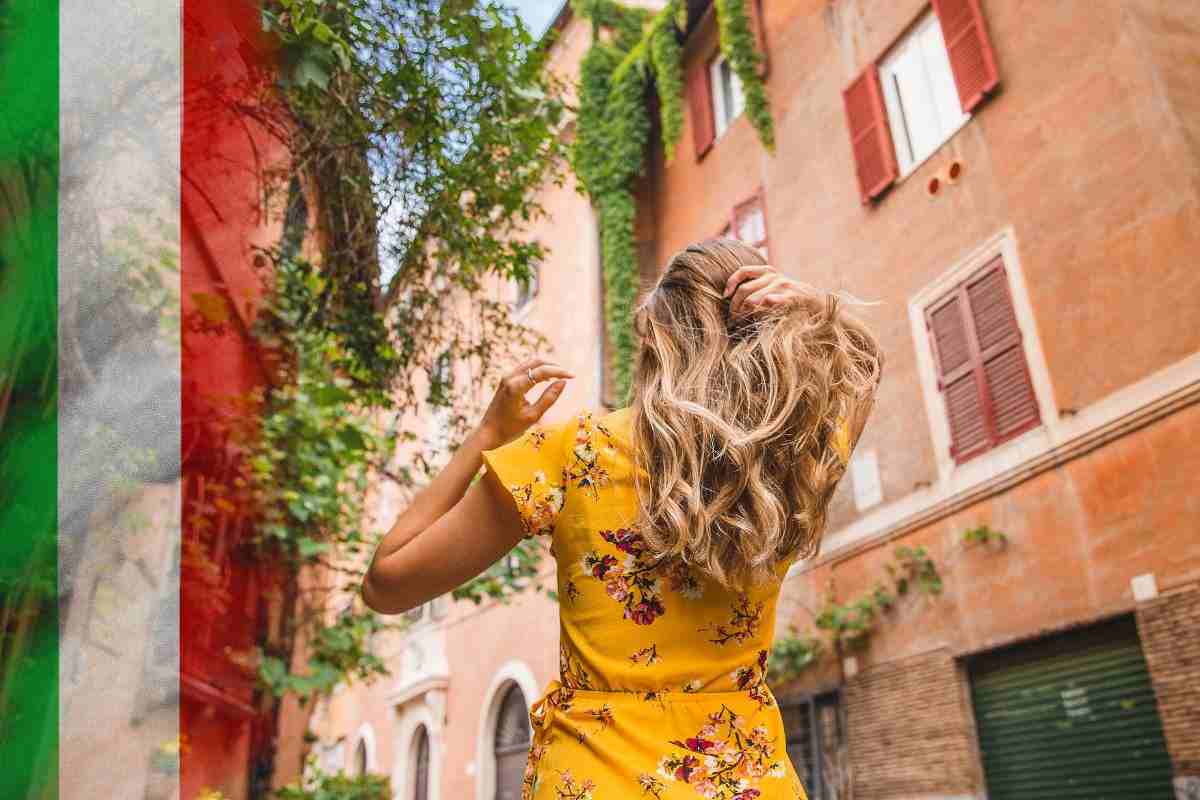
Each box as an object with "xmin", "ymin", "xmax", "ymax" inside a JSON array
[
  {"xmin": 1138, "ymin": 583, "xmax": 1200, "ymax": 797},
  {"xmin": 844, "ymin": 649, "xmax": 979, "ymax": 800}
]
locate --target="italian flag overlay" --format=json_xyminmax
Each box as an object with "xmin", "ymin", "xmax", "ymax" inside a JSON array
[{"xmin": 1, "ymin": 1, "xmax": 283, "ymax": 796}]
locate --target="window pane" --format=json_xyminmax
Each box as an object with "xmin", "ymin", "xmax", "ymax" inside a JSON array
[
  {"xmin": 720, "ymin": 61, "xmax": 736, "ymax": 129},
  {"xmin": 880, "ymin": 43, "xmax": 920, "ymax": 173},
  {"xmin": 413, "ymin": 726, "xmax": 430, "ymax": 800},
  {"xmin": 728, "ymin": 62, "xmax": 745, "ymax": 120},
  {"xmin": 737, "ymin": 206, "xmax": 765, "ymax": 246},
  {"xmin": 710, "ymin": 58, "xmax": 727, "ymax": 134},
  {"xmin": 494, "ymin": 685, "xmax": 530, "ymax": 800},
  {"xmin": 880, "ymin": 12, "xmax": 969, "ymax": 176},
  {"xmin": 919, "ymin": 15, "xmax": 969, "ymax": 136},
  {"xmin": 782, "ymin": 702, "xmax": 815, "ymax": 795},
  {"xmin": 354, "ymin": 739, "xmax": 368, "ymax": 775},
  {"xmin": 901, "ymin": 44, "xmax": 942, "ymax": 164}
]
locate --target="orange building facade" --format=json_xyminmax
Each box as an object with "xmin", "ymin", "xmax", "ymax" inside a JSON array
[{"xmin": 319, "ymin": 2, "xmax": 1200, "ymax": 800}]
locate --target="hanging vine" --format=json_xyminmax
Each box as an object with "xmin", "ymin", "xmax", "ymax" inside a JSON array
[
  {"xmin": 571, "ymin": 0, "xmax": 773, "ymax": 403},
  {"xmin": 769, "ymin": 529, "xmax": 1012, "ymax": 685}
]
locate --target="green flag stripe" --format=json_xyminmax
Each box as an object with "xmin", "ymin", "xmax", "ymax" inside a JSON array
[{"xmin": 0, "ymin": 0, "xmax": 59, "ymax": 797}]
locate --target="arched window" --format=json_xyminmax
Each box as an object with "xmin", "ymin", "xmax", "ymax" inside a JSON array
[
  {"xmin": 412, "ymin": 724, "xmax": 430, "ymax": 800},
  {"xmin": 492, "ymin": 684, "xmax": 530, "ymax": 800},
  {"xmin": 354, "ymin": 737, "xmax": 368, "ymax": 776}
]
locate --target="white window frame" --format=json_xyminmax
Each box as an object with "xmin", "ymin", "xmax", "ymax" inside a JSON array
[
  {"xmin": 474, "ymin": 661, "xmax": 539, "ymax": 800},
  {"xmin": 878, "ymin": 10, "xmax": 970, "ymax": 177},
  {"xmin": 394, "ymin": 699, "xmax": 444, "ymax": 800},
  {"xmin": 908, "ymin": 228, "xmax": 1058, "ymax": 486},
  {"xmin": 352, "ymin": 723, "xmax": 378, "ymax": 775},
  {"xmin": 710, "ymin": 54, "xmax": 745, "ymax": 138}
]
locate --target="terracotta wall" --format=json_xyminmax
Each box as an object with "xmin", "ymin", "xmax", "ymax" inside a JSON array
[{"xmin": 327, "ymin": 2, "xmax": 1200, "ymax": 799}]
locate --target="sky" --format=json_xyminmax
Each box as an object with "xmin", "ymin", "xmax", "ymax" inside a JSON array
[{"xmin": 509, "ymin": 0, "xmax": 567, "ymax": 39}]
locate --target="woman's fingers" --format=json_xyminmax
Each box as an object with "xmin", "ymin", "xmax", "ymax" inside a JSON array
[
  {"xmin": 741, "ymin": 283, "xmax": 791, "ymax": 312},
  {"xmin": 528, "ymin": 379, "xmax": 567, "ymax": 419},
  {"xmin": 527, "ymin": 364, "xmax": 574, "ymax": 386},
  {"xmin": 730, "ymin": 274, "xmax": 784, "ymax": 316},
  {"xmin": 724, "ymin": 264, "xmax": 776, "ymax": 299},
  {"xmin": 505, "ymin": 359, "xmax": 570, "ymax": 391}
]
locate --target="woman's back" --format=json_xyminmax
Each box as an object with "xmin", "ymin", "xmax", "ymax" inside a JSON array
[{"xmin": 481, "ymin": 405, "xmax": 851, "ymax": 799}]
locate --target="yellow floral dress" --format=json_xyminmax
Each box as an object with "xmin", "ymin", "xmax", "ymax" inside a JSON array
[{"xmin": 482, "ymin": 407, "xmax": 852, "ymax": 800}]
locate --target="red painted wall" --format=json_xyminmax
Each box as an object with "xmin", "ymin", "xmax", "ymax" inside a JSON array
[{"xmin": 181, "ymin": 1, "xmax": 286, "ymax": 796}]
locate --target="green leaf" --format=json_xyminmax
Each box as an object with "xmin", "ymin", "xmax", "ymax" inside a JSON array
[
  {"xmin": 292, "ymin": 54, "xmax": 331, "ymax": 90},
  {"xmin": 337, "ymin": 426, "xmax": 367, "ymax": 452},
  {"xmin": 298, "ymin": 538, "xmax": 330, "ymax": 560}
]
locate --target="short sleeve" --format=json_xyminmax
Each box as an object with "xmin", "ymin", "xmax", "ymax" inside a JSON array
[{"xmin": 481, "ymin": 419, "xmax": 573, "ymax": 539}]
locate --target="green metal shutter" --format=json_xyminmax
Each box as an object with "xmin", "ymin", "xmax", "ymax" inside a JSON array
[{"xmin": 969, "ymin": 615, "xmax": 1174, "ymax": 800}]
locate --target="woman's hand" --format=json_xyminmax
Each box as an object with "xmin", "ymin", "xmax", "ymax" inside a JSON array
[
  {"xmin": 475, "ymin": 358, "xmax": 574, "ymax": 449},
  {"xmin": 724, "ymin": 264, "xmax": 819, "ymax": 317}
]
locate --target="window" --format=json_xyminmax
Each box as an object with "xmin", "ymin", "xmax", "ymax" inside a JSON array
[
  {"xmin": 722, "ymin": 191, "xmax": 769, "ymax": 258},
  {"xmin": 688, "ymin": 0, "xmax": 767, "ymax": 160},
  {"xmin": 353, "ymin": 738, "xmax": 368, "ymax": 776},
  {"xmin": 513, "ymin": 265, "xmax": 539, "ymax": 313},
  {"xmin": 493, "ymin": 684, "xmax": 530, "ymax": 800},
  {"xmin": 709, "ymin": 55, "xmax": 745, "ymax": 138},
  {"xmin": 842, "ymin": 0, "xmax": 999, "ymax": 202},
  {"xmin": 925, "ymin": 256, "xmax": 1040, "ymax": 464},
  {"xmin": 782, "ymin": 692, "xmax": 846, "ymax": 800},
  {"xmin": 411, "ymin": 725, "xmax": 431, "ymax": 800},
  {"xmin": 879, "ymin": 11, "xmax": 969, "ymax": 176}
]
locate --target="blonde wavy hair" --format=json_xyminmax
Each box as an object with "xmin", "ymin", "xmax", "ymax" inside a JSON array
[{"xmin": 630, "ymin": 239, "xmax": 883, "ymax": 589}]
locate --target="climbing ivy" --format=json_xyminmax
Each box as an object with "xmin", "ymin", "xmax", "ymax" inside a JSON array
[
  {"xmin": 769, "ymin": 532, "xmax": 1012, "ymax": 685},
  {"xmin": 769, "ymin": 545, "xmax": 945, "ymax": 684},
  {"xmin": 571, "ymin": 0, "xmax": 773, "ymax": 403},
  {"xmin": 714, "ymin": 0, "xmax": 774, "ymax": 150}
]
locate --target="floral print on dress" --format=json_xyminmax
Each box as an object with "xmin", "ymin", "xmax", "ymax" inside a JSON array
[
  {"xmin": 552, "ymin": 771, "xmax": 597, "ymax": 800},
  {"xmin": 564, "ymin": 412, "xmax": 615, "ymax": 499},
  {"xmin": 560, "ymin": 641, "xmax": 593, "ymax": 690},
  {"xmin": 575, "ymin": 704, "xmax": 615, "ymax": 743},
  {"xmin": 522, "ymin": 742, "xmax": 547, "ymax": 800},
  {"xmin": 580, "ymin": 527, "xmax": 704, "ymax": 626},
  {"xmin": 629, "ymin": 644, "xmax": 662, "ymax": 667},
  {"xmin": 561, "ymin": 578, "xmax": 581, "ymax": 604},
  {"xmin": 701, "ymin": 593, "xmax": 765, "ymax": 645},
  {"xmin": 657, "ymin": 706, "xmax": 788, "ymax": 800},
  {"xmin": 508, "ymin": 469, "xmax": 566, "ymax": 538},
  {"xmin": 638, "ymin": 773, "xmax": 668, "ymax": 798},
  {"xmin": 731, "ymin": 650, "xmax": 773, "ymax": 709}
]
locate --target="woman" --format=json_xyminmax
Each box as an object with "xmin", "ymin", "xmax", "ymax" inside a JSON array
[{"xmin": 363, "ymin": 239, "xmax": 883, "ymax": 800}]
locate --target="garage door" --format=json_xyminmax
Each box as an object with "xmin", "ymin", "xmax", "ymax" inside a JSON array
[{"xmin": 969, "ymin": 615, "xmax": 1174, "ymax": 800}]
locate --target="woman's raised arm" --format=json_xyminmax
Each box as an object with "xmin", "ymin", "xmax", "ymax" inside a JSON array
[{"xmin": 361, "ymin": 359, "xmax": 572, "ymax": 615}]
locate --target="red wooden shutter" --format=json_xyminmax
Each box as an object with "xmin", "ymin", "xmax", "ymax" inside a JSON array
[
  {"xmin": 931, "ymin": 0, "xmax": 1000, "ymax": 113},
  {"xmin": 689, "ymin": 60, "xmax": 716, "ymax": 160},
  {"xmin": 927, "ymin": 257, "xmax": 1040, "ymax": 464},
  {"xmin": 748, "ymin": 0, "xmax": 769, "ymax": 77},
  {"xmin": 842, "ymin": 67, "xmax": 898, "ymax": 204},
  {"xmin": 928, "ymin": 294, "xmax": 990, "ymax": 463},
  {"xmin": 966, "ymin": 259, "xmax": 1040, "ymax": 441}
]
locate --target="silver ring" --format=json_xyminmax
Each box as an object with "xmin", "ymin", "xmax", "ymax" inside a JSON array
[{"xmin": 527, "ymin": 367, "xmax": 536, "ymax": 385}]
